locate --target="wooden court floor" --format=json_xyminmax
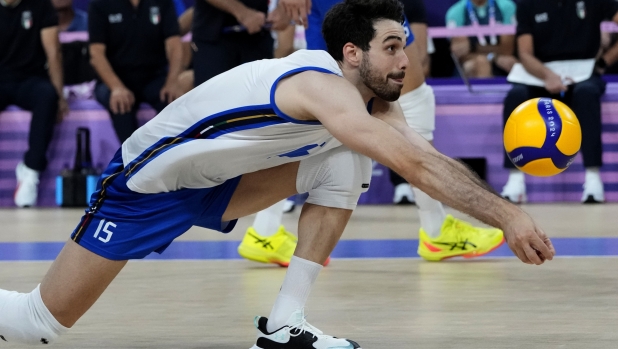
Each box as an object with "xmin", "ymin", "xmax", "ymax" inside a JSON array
[{"xmin": 1, "ymin": 204, "xmax": 617, "ymax": 348}]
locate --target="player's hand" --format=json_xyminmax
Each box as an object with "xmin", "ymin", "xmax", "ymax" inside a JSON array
[
  {"xmin": 238, "ymin": 8, "xmax": 266, "ymax": 35},
  {"xmin": 160, "ymin": 81, "xmax": 183, "ymax": 104},
  {"xmin": 544, "ymin": 73, "xmax": 567, "ymax": 95},
  {"xmin": 110, "ymin": 86, "xmax": 135, "ymax": 115},
  {"xmin": 502, "ymin": 212, "xmax": 555, "ymax": 265},
  {"xmin": 279, "ymin": 0, "xmax": 311, "ymax": 28},
  {"xmin": 267, "ymin": 5, "xmax": 291, "ymax": 31},
  {"xmin": 57, "ymin": 97, "xmax": 69, "ymax": 122}
]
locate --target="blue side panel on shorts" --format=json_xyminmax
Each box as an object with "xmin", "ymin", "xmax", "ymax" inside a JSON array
[{"xmin": 70, "ymin": 149, "xmax": 241, "ymax": 261}]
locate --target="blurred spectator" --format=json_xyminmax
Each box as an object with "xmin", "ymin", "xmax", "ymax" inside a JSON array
[
  {"xmin": 446, "ymin": 0, "xmax": 517, "ymax": 78},
  {"xmin": 191, "ymin": 0, "xmax": 286, "ymax": 86},
  {"xmin": 52, "ymin": 0, "xmax": 87, "ymax": 32},
  {"xmin": 501, "ymin": 0, "xmax": 618, "ymax": 204},
  {"xmin": 88, "ymin": 0, "xmax": 183, "ymax": 143},
  {"xmin": 0, "ymin": 0, "xmax": 68, "ymax": 207}
]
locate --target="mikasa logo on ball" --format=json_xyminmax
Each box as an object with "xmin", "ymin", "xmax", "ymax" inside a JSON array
[{"xmin": 512, "ymin": 154, "xmax": 523, "ymax": 163}]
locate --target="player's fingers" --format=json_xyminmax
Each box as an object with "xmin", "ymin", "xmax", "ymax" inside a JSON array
[
  {"xmin": 533, "ymin": 228, "xmax": 554, "ymax": 260},
  {"xmin": 507, "ymin": 240, "xmax": 531, "ymax": 264},
  {"xmin": 523, "ymin": 244, "xmax": 543, "ymax": 265},
  {"xmin": 306, "ymin": 0, "xmax": 312, "ymax": 14},
  {"xmin": 535, "ymin": 226, "xmax": 555, "ymax": 257},
  {"xmin": 543, "ymin": 235, "xmax": 556, "ymax": 258}
]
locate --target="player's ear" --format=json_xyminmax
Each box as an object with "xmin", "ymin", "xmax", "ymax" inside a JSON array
[{"xmin": 342, "ymin": 43, "xmax": 362, "ymax": 67}]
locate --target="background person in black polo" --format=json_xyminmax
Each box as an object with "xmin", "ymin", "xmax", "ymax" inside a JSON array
[
  {"xmin": 0, "ymin": 0, "xmax": 68, "ymax": 208},
  {"xmin": 88, "ymin": 0, "xmax": 183, "ymax": 143},
  {"xmin": 500, "ymin": 0, "xmax": 618, "ymax": 204},
  {"xmin": 191, "ymin": 0, "xmax": 283, "ymax": 86}
]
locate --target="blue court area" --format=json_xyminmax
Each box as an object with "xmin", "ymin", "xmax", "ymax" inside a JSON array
[{"xmin": 0, "ymin": 237, "xmax": 617, "ymax": 261}]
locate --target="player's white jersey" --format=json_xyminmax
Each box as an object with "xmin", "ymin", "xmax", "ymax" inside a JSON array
[{"xmin": 121, "ymin": 50, "xmax": 345, "ymax": 194}]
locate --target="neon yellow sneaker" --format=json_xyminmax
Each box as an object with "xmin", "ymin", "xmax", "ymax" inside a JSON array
[
  {"xmin": 236, "ymin": 226, "xmax": 293, "ymax": 267},
  {"xmin": 417, "ymin": 214, "xmax": 505, "ymax": 261}
]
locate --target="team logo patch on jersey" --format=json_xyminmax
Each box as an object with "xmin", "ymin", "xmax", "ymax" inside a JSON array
[
  {"xmin": 535, "ymin": 12, "xmax": 548, "ymax": 23},
  {"xmin": 576, "ymin": 1, "xmax": 586, "ymax": 19},
  {"xmin": 150, "ymin": 7, "xmax": 160, "ymax": 25},
  {"xmin": 21, "ymin": 11, "xmax": 32, "ymax": 29},
  {"xmin": 108, "ymin": 13, "xmax": 123, "ymax": 23}
]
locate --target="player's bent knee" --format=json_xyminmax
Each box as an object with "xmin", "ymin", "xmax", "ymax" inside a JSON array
[
  {"xmin": 0, "ymin": 285, "xmax": 68, "ymax": 345},
  {"xmin": 296, "ymin": 147, "xmax": 372, "ymax": 210}
]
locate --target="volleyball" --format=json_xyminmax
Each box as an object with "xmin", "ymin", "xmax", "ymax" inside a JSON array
[{"xmin": 503, "ymin": 98, "xmax": 582, "ymax": 177}]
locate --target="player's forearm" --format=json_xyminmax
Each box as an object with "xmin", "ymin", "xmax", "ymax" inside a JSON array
[
  {"xmin": 520, "ymin": 52, "xmax": 553, "ymax": 80},
  {"xmin": 407, "ymin": 151, "xmax": 519, "ymax": 230},
  {"xmin": 443, "ymin": 156, "xmax": 500, "ymax": 196},
  {"xmin": 164, "ymin": 36, "xmax": 184, "ymax": 85},
  {"xmin": 205, "ymin": 0, "xmax": 249, "ymax": 20}
]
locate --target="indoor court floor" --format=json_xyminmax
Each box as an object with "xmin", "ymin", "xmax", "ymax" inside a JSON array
[{"xmin": 1, "ymin": 204, "xmax": 617, "ymax": 349}]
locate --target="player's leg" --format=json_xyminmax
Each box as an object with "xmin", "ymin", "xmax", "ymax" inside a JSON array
[
  {"xmin": 399, "ymin": 83, "xmax": 505, "ymax": 261},
  {"xmin": 238, "ymin": 148, "xmax": 369, "ymax": 349},
  {"xmin": 0, "ymin": 238, "xmax": 127, "ymax": 345}
]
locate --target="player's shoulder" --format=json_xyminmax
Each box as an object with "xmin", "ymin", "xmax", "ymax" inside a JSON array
[{"xmin": 286, "ymin": 69, "xmax": 351, "ymax": 93}]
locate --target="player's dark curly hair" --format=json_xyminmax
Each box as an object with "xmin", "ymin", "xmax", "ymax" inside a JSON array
[{"xmin": 322, "ymin": 0, "xmax": 404, "ymax": 62}]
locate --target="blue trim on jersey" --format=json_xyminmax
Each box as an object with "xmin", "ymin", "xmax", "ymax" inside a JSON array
[
  {"xmin": 207, "ymin": 119, "xmax": 285, "ymax": 138},
  {"xmin": 270, "ymin": 66, "xmax": 341, "ymax": 125},
  {"xmin": 125, "ymin": 105, "xmax": 286, "ymax": 180}
]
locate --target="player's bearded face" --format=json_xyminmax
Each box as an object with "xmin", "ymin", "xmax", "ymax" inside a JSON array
[{"xmin": 359, "ymin": 51, "xmax": 405, "ymax": 102}]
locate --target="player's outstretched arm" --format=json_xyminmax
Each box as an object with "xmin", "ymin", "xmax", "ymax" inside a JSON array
[{"xmin": 275, "ymin": 72, "xmax": 554, "ymax": 265}]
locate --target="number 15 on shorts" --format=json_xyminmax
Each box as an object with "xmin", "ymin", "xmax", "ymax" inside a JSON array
[{"xmin": 93, "ymin": 219, "xmax": 116, "ymax": 243}]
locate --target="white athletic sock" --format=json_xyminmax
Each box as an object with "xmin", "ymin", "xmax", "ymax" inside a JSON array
[
  {"xmin": 585, "ymin": 167, "xmax": 601, "ymax": 183},
  {"xmin": 266, "ymin": 256, "xmax": 322, "ymax": 333},
  {"xmin": 253, "ymin": 200, "xmax": 286, "ymax": 237},
  {"xmin": 0, "ymin": 285, "xmax": 68, "ymax": 345},
  {"xmin": 412, "ymin": 188, "xmax": 447, "ymax": 238}
]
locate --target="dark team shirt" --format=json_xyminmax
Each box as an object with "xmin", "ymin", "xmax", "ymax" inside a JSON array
[
  {"xmin": 192, "ymin": 0, "xmax": 269, "ymax": 42},
  {"xmin": 0, "ymin": 0, "xmax": 58, "ymax": 83},
  {"xmin": 517, "ymin": 0, "xmax": 618, "ymax": 62},
  {"xmin": 306, "ymin": 0, "xmax": 425, "ymax": 50},
  {"xmin": 88, "ymin": 0, "xmax": 179, "ymax": 81}
]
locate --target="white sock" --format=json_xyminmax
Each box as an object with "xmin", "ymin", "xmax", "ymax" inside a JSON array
[
  {"xmin": 0, "ymin": 285, "xmax": 68, "ymax": 345},
  {"xmin": 585, "ymin": 167, "xmax": 601, "ymax": 183},
  {"xmin": 507, "ymin": 170, "xmax": 525, "ymax": 184},
  {"xmin": 412, "ymin": 188, "xmax": 446, "ymax": 238},
  {"xmin": 266, "ymin": 256, "xmax": 322, "ymax": 332},
  {"xmin": 253, "ymin": 200, "xmax": 286, "ymax": 237}
]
